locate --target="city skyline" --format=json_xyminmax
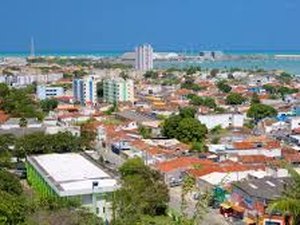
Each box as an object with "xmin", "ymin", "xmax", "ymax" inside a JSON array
[{"xmin": 1, "ymin": 0, "xmax": 300, "ymax": 52}]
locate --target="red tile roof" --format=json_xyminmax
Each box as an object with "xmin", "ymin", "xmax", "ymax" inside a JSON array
[{"xmin": 156, "ymin": 157, "xmax": 214, "ymax": 173}]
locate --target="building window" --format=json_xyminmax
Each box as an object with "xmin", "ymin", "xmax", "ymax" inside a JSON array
[
  {"xmin": 96, "ymin": 207, "xmax": 99, "ymax": 214},
  {"xmin": 103, "ymin": 207, "xmax": 106, "ymax": 213}
]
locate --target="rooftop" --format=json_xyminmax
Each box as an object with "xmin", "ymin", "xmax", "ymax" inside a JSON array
[{"xmin": 27, "ymin": 153, "xmax": 118, "ymax": 197}]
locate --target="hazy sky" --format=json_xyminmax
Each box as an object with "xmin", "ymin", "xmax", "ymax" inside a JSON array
[{"xmin": 1, "ymin": 0, "xmax": 300, "ymax": 52}]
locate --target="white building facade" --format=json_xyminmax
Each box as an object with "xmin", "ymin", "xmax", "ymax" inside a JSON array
[
  {"xmin": 135, "ymin": 44, "xmax": 153, "ymax": 71},
  {"xmin": 103, "ymin": 78, "xmax": 134, "ymax": 103},
  {"xmin": 36, "ymin": 85, "xmax": 64, "ymax": 100},
  {"xmin": 197, "ymin": 113, "xmax": 245, "ymax": 129},
  {"xmin": 73, "ymin": 76, "xmax": 97, "ymax": 106},
  {"xmin": 26, "ymin": 153, "xmax": 118, "ymax": 222}
]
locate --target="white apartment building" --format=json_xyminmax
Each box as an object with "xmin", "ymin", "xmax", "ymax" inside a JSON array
[
  {"xmin": 197, "ymin": 113, "xmax": 245, "ymax": 129},
  {"xmin": 36, "ymin": 85, "xmax": 64, "ymax": 100},
  {"xmin": 103, "ymin": 78, "xmax": 134, "ymax": 103},
  {"xmin": 135, "ymin": 44, "xmax": 153, "ymax": 71},
  {"xmin": 73, "ymin": 76, "xmax": 97, "ymax": 106},
  {"xmin": 4, "ymin": 73, "xmax": 63, "ymax": 87}
]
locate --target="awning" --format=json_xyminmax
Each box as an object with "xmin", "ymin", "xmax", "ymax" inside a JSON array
[{"xmin": 220, "ymin": 202, "xmax": 232, "ymax": 209}]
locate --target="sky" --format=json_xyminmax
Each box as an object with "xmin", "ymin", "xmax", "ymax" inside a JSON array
[{"xmin": 0, "ymin": 0, "xmax": 300, "ymax": 52}]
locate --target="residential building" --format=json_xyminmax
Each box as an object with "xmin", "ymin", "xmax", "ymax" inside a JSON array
[
  {"xmin": 26, "ymin": 153, "xmax": 118, "ymax": 221},
  {"xmin": 4, "ymin": 73, "xmax": 63, "ymax": 87},
  {"xmin": 135, "ymin": 43, "xmax": 153, "ymax": 71},
  {"xmin": 36, "ymin": 85, "xmax": 64, "ymax": 100},
  {"xmin": 229, "ymin": 177, "xmax": 291, "ymax": 221},
  {"xmin": 197, "ymin": 113, "xmax": 245, "ymax": 129},
  {"xmin": 103, "ymin": 78, "xmax": 134, "ymax": 103},
  {"xmin": 73, "ymin": 76, "xmax": 97, "ymax": 106}
]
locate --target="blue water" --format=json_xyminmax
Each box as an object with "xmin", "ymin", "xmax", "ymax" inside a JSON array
[
  {"xmin": 1, "ymin": 50, "xmax": 300, "ymax": 74},
  {"xmin": 156, "ymin": 58, "xmax": 300, "ymax": 75}
]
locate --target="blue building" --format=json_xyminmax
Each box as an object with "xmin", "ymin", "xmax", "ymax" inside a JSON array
[{"xmin": 36, "ymin": 85, "xmax": 64, "ymax": 100}]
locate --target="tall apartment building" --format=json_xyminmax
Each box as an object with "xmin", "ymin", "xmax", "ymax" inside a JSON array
[
  {"xmin": 73, "ymin": 76, "xmax": 97, "ymax": 106},
  {"xmin": 135, "ymin": 44, "xmax": 153, "ymax": 71},
  {"xmin": 36, "ymin": 85, "xmax": 64, "ymax": 100},
  {"xmin": 103, "ymin": 78, "xmax": 134, "ymax": 103}
]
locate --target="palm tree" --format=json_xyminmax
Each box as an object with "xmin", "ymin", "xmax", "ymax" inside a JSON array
[
  {"xmin": 269, "ymin": 167, "xmax": 300, "ymax": 225},
  {"xmin": 19, "ymin": 117, "xmax": 28, "ymax": 137}
]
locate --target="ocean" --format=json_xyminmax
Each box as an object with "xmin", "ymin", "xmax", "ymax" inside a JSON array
[{"xmin": 1, "ymin": 50, "xmax": 300, "ymax": 74}]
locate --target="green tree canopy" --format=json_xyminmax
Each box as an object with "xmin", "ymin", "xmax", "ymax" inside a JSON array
[
  {"xmin": 251, "ymin": 92, "xmax": 261, "ymax": 105},
  {"xmin": 162, "ymin": 107, "xmax": 207, "ymax": 143},
  {"xmin": 0, "ymin": 170, "xmax": 23, "ymax": 195},
  {"xmin": 225, "ymin": 93, "xmax": 246, "ymax": 105},
  {"xmin": 113, "ymin": 158, "xmax": 169, "ymax": 225},
  {"xmin": 247, "ymin": 103, "xmax": 278, "ymax": 121},
  {"xmin": 40, "ymin": 99, "xmax": 58, "ymax": 112},
  {"xmin": 216, "ymin": 80, "xmax": 232, "ymax": 93},
  {"xmin": 15, "ymin": 132, "xmax": 83, "ymax": 158},
  {"xmin": 144, "ymin": 71, "xmax": 159, "ymax": 79},
  {"xmin": 270, "ymin": 167, "xmax": 300, "ymax": 225},
  {"xmin": 187, "ymin": 94, "xmax": 216, "ymax": 108}
]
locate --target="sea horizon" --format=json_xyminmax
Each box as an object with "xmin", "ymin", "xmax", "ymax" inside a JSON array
[{"xmin": 2, "ymin": 49, "xmax": 300, "ymax": 57}]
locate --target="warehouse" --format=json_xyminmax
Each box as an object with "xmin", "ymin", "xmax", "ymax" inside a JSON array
[{"xmin": 26, "ymin": 153, "xmax": 118, "ymax": 221}]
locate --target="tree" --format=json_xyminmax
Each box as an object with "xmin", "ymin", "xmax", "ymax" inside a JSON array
[
  {"xmin": 225, "ymin": 93, "xmax": 246, "ymax": 105},
  {"xmin": 247, "ymin": 103, "xmax": 278, "ymax": 121},
  {"xmin": 0, "ymin": 134, "xmax": 15, "ymax": 168},
  {"xmin": 0, "ymin": 190, "xmax": 27, "ymax": 225},
  {"xmin": 187, "ymin": 94, "xmax": 216, "ymax": 108},
  {"xmin": 138, "ymin": 125, "xmax": 152, "ymax": 139},
  {"xmin": 216, "ymin": 80, "xmax": 232, "ymax": 93},
  {"xmin": 113, "ymin": 158, "xmax": 169, "ymax": 225},
  {"xmin": 40, "ymin": 99, "xmax": 58, "ymax": 112},
  {"xmin": 19, "ymin": 117, "xmax": 28, "ymax": 137},
  {"xmin": 179, "ymin": 107, "xmax": 196, "ymax": 118},
  {"xmin": 263, "ymin": 84, "xmax": 277, "ymax": 94},
  {"xmin": 15, "ymin": 132, "xmax": 83, "ymax": 158},
  {"xmin": 270, "ymin": 167, "xmax": 300, "ymax": 225},
  {"xmin": 176, "ymin": 118, "xmax": 207, "ymax": 143},
  {"xmin": 0, "ymin": 170, "xmax": 23, "ymax": 195},
  {"xmin": 191, "ymin": 141, "xmax": 207, "ymax": 152},
  {"xmin": 144, "ymin": 71, "xmax": 158, "ymax": 79},
  {"xmin": 119, "ymin": 71, "xmax": 129, "ymax": 80},
  {"xmin": 162, "ymin": 107, "xmax": 207, "ymax": 143},
  {"xmin": 278, "ymin": 72, "xmax": 293, "ymax": 84},
  {"xmin": 251, "ymin": 92, "xmax": 261, "ymax": 105},
  {"xmin": 185, "ymin": 66, "xmax": 201, "ymax": 75},
  {"xmin": 0, "ymin": 83, "xmax": 10, "ymax": 99},
  {"xmin": 181, "ymin": 80, "xmax": 203, "ymax": 91},
  {"xmin": 210, "ymin": 68, "xmax": 219, "ymax": 78}
]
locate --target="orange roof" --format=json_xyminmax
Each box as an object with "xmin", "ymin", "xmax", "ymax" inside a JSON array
[
  {"xmin": 175, "ymin": 89, "xmax": 192, "ymax": 96},
  {"xmin": 56, "ymin": 104, "xmax": 79, "ymax": 111},
  {"xmin": 188, "ymin": 161, "xmax": 264, "ymax": 178},
  {"xmin": 233, "ymin": 136, "xmax": 280, "ymax": 150},
  {"xmin": 156, "ymin": 157, "xmax": 214, "ymax": 173},
  {"xmin": 238, "ymin": 155, "xmax": 270, "ymax": 164},
  {"xmin": 0, "ymin": 111, "xmax": 9, "ymax": 123}
]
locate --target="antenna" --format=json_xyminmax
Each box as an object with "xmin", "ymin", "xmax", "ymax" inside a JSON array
[{"xmin": 30, "ymin": 37, "xmax": 35, "ymax": 57}]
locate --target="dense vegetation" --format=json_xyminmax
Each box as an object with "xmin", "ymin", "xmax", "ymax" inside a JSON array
[
  {"xmin": 14, "ymin": 132, "xmax": 84, "ymax": 158},
  {"xmin": 216, "ymin": 80, "xmax": 232, "ymax": 93},
  {"xmin": 111, "ymin": 158, "xmax": 191, "ymax": 225},
  {"xmin": 225, "ymin": 93, "xmax": 246, "ymax": 105},
  {"xmin": 187, "ymin": 94, "xmax": 216, "ymax": 108},
  {"xmin": 162, "ymin": 107, "xmax": 208, "ymax": 146},
  {"xmin": 247, "ymin": 103, "xmax": 278, "ymax": 121},
  {"xmin": 0, "ymin": 84, "xmax": 44, "ymax": 120}
]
